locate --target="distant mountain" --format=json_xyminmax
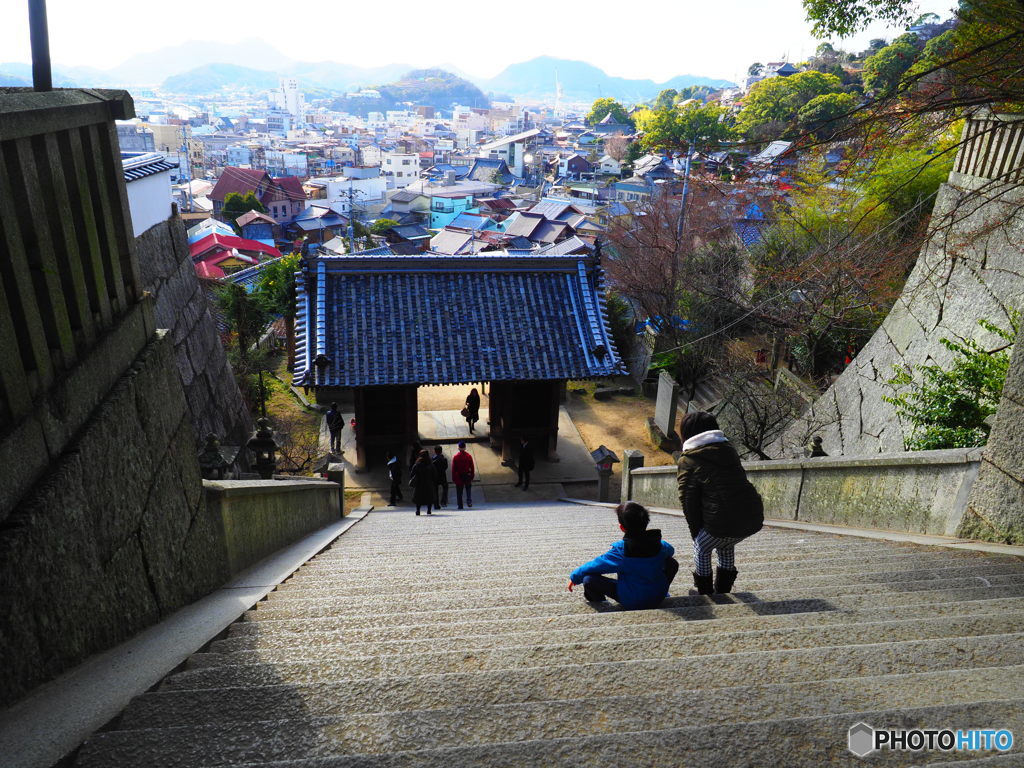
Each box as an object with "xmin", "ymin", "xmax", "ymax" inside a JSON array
[
  {"xmin": 482, "ymin": 56, "xmax": 734, "ymax": 103},
  {"xmin": 108, "ymin": 38, "xmax": 296, "ymax": 85},
  {"xmin": 162, "ymin": 63, "xmax": 280, "ymax": 94},
  {"xmin": 286, "ymin": 61, "xmax": 413, "ymax": 92},
  {"xmin": 0, "ymin": 62, "xmax": 85, "ymax": 87},
  {"xmin": 329, "ymin": 68, "xmax": 490, "ymax": 115}
]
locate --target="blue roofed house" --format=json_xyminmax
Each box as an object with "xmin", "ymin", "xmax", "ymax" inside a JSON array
[
  {"xmin": 614, "ymin": 175, "xmax": 654, "ymax": 204},
  {"xmin": 292, "ymin": 249, "xmax": 623, "ymax": 468}
]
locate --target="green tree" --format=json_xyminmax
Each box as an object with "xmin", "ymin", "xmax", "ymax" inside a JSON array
[
  {"xmin": 253, "ymin": 252, "xmax": 301, "ymax": 365},
  {"xmin": 216, "ymin": 282, "xmax": 272, "ymax": 365},
  {"xmin": 803, "ymin": 0, "xmax": 915, "ymax": 37},
  {"xmin": 622, "ymin": 140, "xmax": 644, "ymax": 173},
  {"xmin": 370, "ymin": 218, "xmax": 399, "ymax": 234},
  {"xmin": 883, "ymin": 315, "xmax": 1018, "ymax": 450},
  {"xmin": 862, "ymin": 34, "xmax": 921, "ymax": 97},
  {"xmin": 635, "ymin": 102, "xmax": 734, "ymax": 152},
  {"xmin": 735, "ymin": 71, "xmax": 843, "ymax": 137},
  {"xmin": 797, "ymin": 91, "xmax": 858, "ymax": 137},
  {"xmin": 222, "ymin": 191, "xmax": 266, "ymax": 221},
  {"xmin": 748, "ymin": 62, "xmax": 764, "ymax": 76},
  {"xmin": 654, "ymin": 88, "xmax": 678, "ymax": 109},
  {"xmin": 586, "ymin": 97, "xmax": 632, "ymax": 127}
]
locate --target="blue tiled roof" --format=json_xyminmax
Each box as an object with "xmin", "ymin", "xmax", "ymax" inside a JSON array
[{"xmin": 293, "ymin": 253, "xmax": 623, "ymax": 388}]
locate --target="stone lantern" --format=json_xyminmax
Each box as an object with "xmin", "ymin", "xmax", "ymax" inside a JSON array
[
  {"xmin": 247, "ymin": 417, "xmax": 279, "ymax": 479},
  {"xmin": 590, "ymin": 445, "xmax": 619, "ymax": 503},
  {"xmin": 197, "ymin": 433, "xmax": 230, "ymax": 480}
]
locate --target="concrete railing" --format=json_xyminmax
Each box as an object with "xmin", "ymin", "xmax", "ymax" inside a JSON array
[
  {"xmin": 624, "ymin": 448, "xmax": 982, "ymax": 537},
  {"xmin": 203, "ymin": 477, "xmax": 345, "ymax": 576}
]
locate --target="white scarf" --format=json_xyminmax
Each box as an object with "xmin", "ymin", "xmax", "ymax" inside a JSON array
[{"xmin": 682, "ymin": 429, "xmax": 728, "ymax": 452}]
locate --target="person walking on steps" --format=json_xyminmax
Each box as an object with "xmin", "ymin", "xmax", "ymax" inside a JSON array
[
  {"xmin": 514, "ymin": 435, "xmax": 534, "ymax": 491},
  {"xmin": 451, "ymin": 440, "xmax": 476, "ymax": 509},
  {"xmin": 432, "ymin": 445, "xmax": 449, "ymax": 508},
  {"xmin": 464, "ymin": 388, "xmax": 481, "ymax": 434},
  {"xmin": 676, "ymin": 411, "xmax": 764, "ymax": 596},
  {"xmin": 387, "ymin": 452, "xmax": 403, "ymax": 506},
  {"xmin": 409, "ymin": 449, "xmax": 434, "ymax": 516},
  {"xmin": 325, "ymin": 402, "xmax": 344, "ymax": 453}
]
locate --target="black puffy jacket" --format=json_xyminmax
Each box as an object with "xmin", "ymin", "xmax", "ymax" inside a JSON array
[{"xmin": 677, "ymin": 441, "xmax": 764, "ymax": 539}]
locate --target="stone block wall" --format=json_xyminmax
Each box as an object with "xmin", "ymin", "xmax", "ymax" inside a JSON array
[
  {"xmin": 627, "ymin": 449, "xmax": 981, "ymax": 536},
  {"xmin": 0, "ymin": 330, "xmax": 230, "ymax": 707},
  {"xmin": 961, "ymin": 320, "xmax": 1024, "ymax": 543},
  {"xmin": 771, "ymin": 113, "xmax": 1024, "ymax": 458},
  {"xmin": 135, "ymin": 216, "xmax": 252, "ymax": 446}
]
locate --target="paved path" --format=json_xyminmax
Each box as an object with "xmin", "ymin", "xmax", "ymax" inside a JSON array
[
  {"xmin": 76, "ymin": 502, "xmax": 1024, "ymax": 766},
  {"xmin": 337, "ymin": 408, "xmax": 601, "ymax": 507}
]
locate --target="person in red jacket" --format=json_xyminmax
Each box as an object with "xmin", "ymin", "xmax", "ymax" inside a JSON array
[{"xmin": 451, "ymin": 440, "xmax": 476, "ymax": 509}]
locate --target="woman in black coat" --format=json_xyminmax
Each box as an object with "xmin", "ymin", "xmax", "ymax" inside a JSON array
[
  {"xmin": 409, "ymin": 449, "xmax": 435, "ymax": 516},
  {"xmin": 465, "ymin": 388, "xmax": 481, "ymax": 433},
  {"xmin": 676, "ymin": 412, "xmax": 763, "ymax": 595}
]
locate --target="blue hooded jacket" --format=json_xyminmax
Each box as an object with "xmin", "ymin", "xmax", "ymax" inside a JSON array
[{"xmin": 570, "ymin": 529, "xmax": 675, "ymax": 609}]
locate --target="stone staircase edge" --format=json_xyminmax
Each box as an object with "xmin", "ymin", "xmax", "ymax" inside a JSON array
[
  {"xmin": 0, "ymin": 509, "xmax": 371, "ymax": 768},
  {"xmin": 558, "ymin": 498, "xmax": 1024, "ymax": 558}
]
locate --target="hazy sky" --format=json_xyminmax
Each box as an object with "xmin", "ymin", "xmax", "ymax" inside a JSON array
[{"xmin": 4, "ymin": 0, "xmax": 956, "ymax": 82}]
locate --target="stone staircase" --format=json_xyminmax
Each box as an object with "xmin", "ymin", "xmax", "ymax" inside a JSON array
[{"xmin": 75, "ymin": 503, "xmax": 1024, "ymax": 767}]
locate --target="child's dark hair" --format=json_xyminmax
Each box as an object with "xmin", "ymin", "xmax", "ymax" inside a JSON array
[
  {"xmin": 615, "ymin": 501, "xmax": 650, "ymax": 534},
  {"xmin": 679, "ymin": 411, "xmax": 720, "ymax": 442}
]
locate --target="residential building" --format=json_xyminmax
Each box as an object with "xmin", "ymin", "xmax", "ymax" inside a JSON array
[
  {"xmin": 209, "ymin": 167, "xmax": 307, "ymax": 224},
  {"xmin": 121, "ymin": 151, "xmax": 178, "ymax": 237},
  {"xmin": 598, "ymin": 155, "xmax": 622, "ymax": 175},
  {"xmin": 476, "ymin": 128, "xmax": 541, "ymax": 177}
]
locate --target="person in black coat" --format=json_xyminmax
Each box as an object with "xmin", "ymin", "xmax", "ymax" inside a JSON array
[
  {"xmin": 431, "ymin": 445, "xmax": 449, "ymax": 508},
  {"xmin": 676, "ymin": 412, "xmax": 764, "ymax": 596},
  {"xmin": 465, "ymin": 388, "xmax": 481, "ymax": 433},
  {"xmin": 387, "ymin": 452, "xmax": 403, "ymax": 506},
  {"xmin": 409, "ymin": 449, "xmax": 435, "ymax": 516},
  {"xmin": 514, "ymin": 436, "xmax": 535, "ymax": 491}
]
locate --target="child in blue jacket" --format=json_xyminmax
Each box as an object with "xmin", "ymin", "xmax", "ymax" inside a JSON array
[{"xmin": 568, "ymin": 502, "xmax": 679, "ymax": 609}]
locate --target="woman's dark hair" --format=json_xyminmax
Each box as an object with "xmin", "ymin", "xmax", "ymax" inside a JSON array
[
  {"xmin": 416, "ymin": 449, "xmax": 430, "ymax": 463},
  {"xmin": 679, "ymin": 411, "xmax": 720, "ymax": 442},
  {"xmin": 615, "ymin": 501, "xmax": 649, "ymax": 535}
]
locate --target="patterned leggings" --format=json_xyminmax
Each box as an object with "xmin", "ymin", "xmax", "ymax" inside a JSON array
[{"xmin": 693, "ymin": 529, "xmax": 745, "ymax": 577}]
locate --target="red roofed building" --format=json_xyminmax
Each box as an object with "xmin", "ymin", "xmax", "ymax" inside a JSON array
[
  {"xmin": 189, "ymin": 232, "xmax": 283, "ymax": 279},
  {"xmin": 210, "ymin": 167, "xmax": 307, "ymax": 224}
]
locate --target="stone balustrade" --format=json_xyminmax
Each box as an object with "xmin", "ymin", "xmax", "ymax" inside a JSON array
[{"xmin": 624, "ymin": 448, "xmax": 982, "ymax": 537}]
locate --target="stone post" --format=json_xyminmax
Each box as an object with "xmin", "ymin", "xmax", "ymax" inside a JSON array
[
  {"xmin": 621, "ymin": 449, "xmax": 645, "ymax": 504},
  {"xmin": 327, "ymin": 463, "xmax": 346, "ymax": 517}
]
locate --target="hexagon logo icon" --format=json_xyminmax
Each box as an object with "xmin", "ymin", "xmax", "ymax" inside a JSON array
[{"xmin": 848, "ymin": 722, "xmax": 876, "ymax": 757}]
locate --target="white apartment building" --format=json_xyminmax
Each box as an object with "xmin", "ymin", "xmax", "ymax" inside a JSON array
[
  {"xmin": 381, "ymin": 151, "xmax": 420, "ymax": 188},
  {"xmin": 270, "ymin": 78, "xmax": 305, "ymax": 119}
]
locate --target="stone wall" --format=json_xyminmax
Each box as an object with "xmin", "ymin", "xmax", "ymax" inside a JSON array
[
  {"xmin": 961, "ymin": 320, "xmax": 1024, "ymax": 543},
  {"xmin": 627, "ymin": 448, "xmax": 981, "ymax": 536},
  {"xmin": 772, "ymin": 112, "xmax": 1024, "ymax": 458},
  {"xmin": 0, "ymin": 328, "xmax": 345, "ymax": 707},
  {"xmin": 135, "ymin": 216, "xmax": 252, "ymax": 446},
  {"xmin": 0, "ymin": 329, "xmax": 228, "ymax": 707}
]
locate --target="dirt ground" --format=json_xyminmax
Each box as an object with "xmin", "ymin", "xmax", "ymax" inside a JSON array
[{"xmin": 563, "ymin": 378, "xmax": 677, "ymax": 468}]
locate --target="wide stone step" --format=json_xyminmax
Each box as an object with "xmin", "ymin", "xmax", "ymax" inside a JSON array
[
  {"xmin": 236, "ymin": 583, "xmax": 1024, "ymax": 634},
  {"xmin": 248, "ymin": 574, "xmax": 1024, "ymax": 620},
  {"xmin": 269, "ymin": 562, "xmax": 1024, "ymax": 600},
  {"xmin": 188, "ymin": 611, "xmax": 1024, "ymax": 674},
  {"xmin": 210, "ymin": 596, "xmax": 1024, "ymax": 656},
  {"xmin": 82, "ymin": 666, "xmax": 1024, "ymax": 763},
  {"xmin": 160, "ymin": 631, "xmax": 1024, "ymax": 695},
  {"xmin": 276, "ymin": 552, "xmax": 1019, "ymax": 589},
  {"xmin": 94, "ymin": 699, "xmax": 1024, "ymax": 768},
  {"xmin": 295, "ymin": 545, "xmax": 997, "ymax": 573}
]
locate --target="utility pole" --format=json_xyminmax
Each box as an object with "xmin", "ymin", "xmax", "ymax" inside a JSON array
[
  {"xmin": 27, "ymin": 0, "xmax": 52, "ymax": 91},
  {"xmin": 675, "ymin": 140, "xmax": 694, "ymax": 241}
]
